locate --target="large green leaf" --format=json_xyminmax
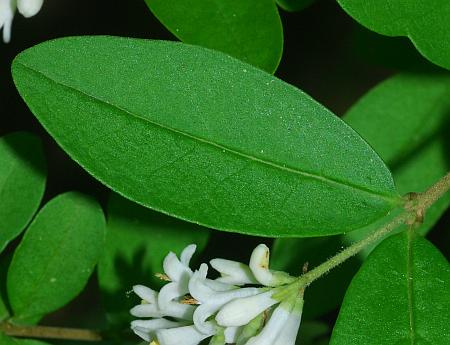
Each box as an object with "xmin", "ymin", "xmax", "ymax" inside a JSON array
[
  {"xmin": 98, "ymin": 193, "xmax": 209, "ymax": 327},
  {"xmin": 144, "ymin": 0, "xmax": 283, "ymax": 73},
  {"xmin": 0, "ymin": 333, "xmax": 50, "ymax": 345},
  {"xmin": 276, "ymin": 0, "xmax": 316, "ymax": 12},
  {"xmin": 12, "ymin": 37, "xmax": 401, "ymax": 237},
  {"xmin": 0, "ymin": 132, "xmax": 46, "ymax": 253},
  {"xmin": 337, "ymin": 0, "xmax": 450, "ymax": 70},
  {"xmin": 330, "ymin": 232, "xmax": 450, "ymax": 344},
  {"xmin": 7, "ymin": 192, "xmax": 106, "ymax": 321}
]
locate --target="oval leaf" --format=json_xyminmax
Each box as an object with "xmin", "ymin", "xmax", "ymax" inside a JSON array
[
  {"xmin": 330, "ymin": 232, "xmax": 450, "ymax": 344},
  {"xmin": 0, "ymin": 132, "xmax": 46, "ymax": 253},
  {"xmin": 144, "ymin": 0, "xmax": 283, "ymax": 73},
  {"xmin": 7, "ymin": 192, "xmax": 106, "ymax": 320},
  {"xmin": 98, "ymin": 192, "xmax": 209, "ymax": 327},
  {"xmin": 12, "ymin": 37, "xmax": 400, "ymax": 237},
  {"xmin": 337, "ymin": 0, "xmax": 450, "ymax": 70}
]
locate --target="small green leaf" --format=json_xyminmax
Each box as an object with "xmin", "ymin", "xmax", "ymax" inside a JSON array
[
  {"xmin": 0, "ymin": 132, "xmax": 46, "ymax": 253},
  {"xmin": 144, "ymin": 0, "xmax": 283, "ymax": 73},
  {"xmin": 98, "ymin": 193, "xmax": 209, "ymax": 327},
  {"xmin": 7, "ymin": 192, "xmax": 106, "ymax": 321},
  {"xmin": 330, "ymin": 232, "xmax": 450, "ymax": 345},
  {"xmin": 337, "ymin": 0, "xmax": 450, "ymax": 70},
  {"xmin": 0, "ymin": 333, "xmax": 50, "ymax": 345},
  {"xmin": 276, "ymin": 0, "xmax": 316, "ymax": 12},
  {"xmin": 12, "ymin": 37, "xmax": 400, "ymax": 237}
]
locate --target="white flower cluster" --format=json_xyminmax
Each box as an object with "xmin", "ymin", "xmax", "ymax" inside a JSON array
[
  {"xmin": 130, "ymin": 244, "xmax": 304, "ymax": 345},
  {"xmin": 0, "ymin": 0, "xmax": 43, "ymax": 43}
]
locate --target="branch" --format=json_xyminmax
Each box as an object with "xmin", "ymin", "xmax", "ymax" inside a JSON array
[{"xmin": 0, "ymin": 322, "xmax": 103, "ymax": 342}]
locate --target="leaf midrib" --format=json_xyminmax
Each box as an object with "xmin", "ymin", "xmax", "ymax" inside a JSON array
[{"xmin": 17, "ymin": 61, "xmax": 398, "ymax": 203}]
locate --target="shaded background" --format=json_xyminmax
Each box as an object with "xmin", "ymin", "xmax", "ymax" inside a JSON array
[{"xmin": 1, "ymin": 0, "xmax": 448, "ymax": 343}]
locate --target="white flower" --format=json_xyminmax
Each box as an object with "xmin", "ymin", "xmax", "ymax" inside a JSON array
[
  {"xmin": 130, "ymin": 243, "xmax": 305, "ymax": 345},
  {"xmin": 156, "ymin": 324, "xmax": 215, "ymax": 345},
  {"xmin": 273, "ymin": 296, "xmax": 304, "ymax": 345},
  {"xmin": 0, "ymin": 0, "xmax": 43, "ymax": 43},
  {"xmin": 210, "ymin": 258, "xmax": 258, "ymax": 285},
  {"xmin": 130, "ymin": 318, "xmax": 185, "ymax": 342},
  {"xmin": 249, "ymin": 244, "xmax": 295, "ymax": 287},
  {"xmin": 158, "ymin": 244, "xmax": 196, "ymax": 310},
  {"xmin": 189, "ymin": 263, "xmax": 261, "ymax": 334},
  {"xmin": 130, "ymin": 285, "xmax": 194, "ymax": 320},
  {"xmin": 215, "ymin": 290, "xmax": 277, "ymax": 327},
  {"xmin": 245, "ymin": 298, "xmax": 300, "ymax": 345}
]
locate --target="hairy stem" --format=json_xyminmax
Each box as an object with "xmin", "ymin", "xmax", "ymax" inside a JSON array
[
  {"xmin": 0, "ymin": 322, "xmax": 103, "ymax": 341},
  {"xmin": 298, "ymin": 171, "xmax": 450, "ymax": 287}
]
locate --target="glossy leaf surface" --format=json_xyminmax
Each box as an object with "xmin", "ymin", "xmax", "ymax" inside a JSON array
[
  {"xmin": 98, "ymin": 193, "xmax": 209, "ymax": 326},
  {"xmin": 330, "ymin": 232, "xmax": 450, "ymax": 344},
  {"xmin": 337, "ymin": 0, "xmax": 450, "ymax": 70},
  {"xmin": 7, "ymin": 192, "xmax": 106, "ymax": 320},
  {"xmin": 12, "ymin": 36, "xmax": 400, "ymax": 237},
  {"xmin": 0, "ymin": 132, "xmax": 46, "ymax": 253},
  {"xmin": 144, "ymin": 0, "xmax": 283, "ymax": 73}
]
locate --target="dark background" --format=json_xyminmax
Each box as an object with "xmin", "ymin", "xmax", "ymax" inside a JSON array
[{"xmin": 1, "ymin": 0, "xmax": 448, "ymax": 342}]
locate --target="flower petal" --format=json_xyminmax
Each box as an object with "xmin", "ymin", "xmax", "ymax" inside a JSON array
[
  {"xmin": 249, "ymin": 244, "xmax": 294, "ymax": 287},
  {"xmin": 131, "ymin": 319, "xmax": 183, "ymax": 342},
  {"xmin": 245, "ymin": 299, "xmax": 293, "ymax": 345},
  {"xmin": 0, "ymin": 0, "xmax": 15, "ymax": 43},
  {"xmin": 210, "ymin": 258, "xmax": 257, "ymax": 286},
  {"xmin": 17, "ymin": 0, "xmax": 43, "ymax": 18},
  {"xmin": 180, "ymin": 244, "xmax": 196, "ymax": 266},
  {"xmin": 133, "ymin": 285, "xmax": 157, "ymax": 303},
  {"xmin": 273, "ymin": 295, "xmax": 303, "ymax": 345},
  {"xmin": 215, "ymin": 290, "xmax": 277, "ymax": 327},
  {"xmin": 130, "ymin": 300, "xmax": 195, "ymax": 320},
  {"xmin": 192, "ymin": 303, "xmax": 218, "ymax": 334},
  {"xmin": 164, "ymin": 251, "xmax": 192, "ymax": 282},
  {"xmin": 224, "ymin": 326, "xmax": 242, "ymax": 343},
  {"xmin": 156, "ymin": 324, "xmax": 214, "ymax": 345},
  {"xmin": 158, "ymin": 281, "xmax": 189, "ymax": 310}
]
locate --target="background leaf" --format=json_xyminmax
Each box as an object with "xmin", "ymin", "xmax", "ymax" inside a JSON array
[
  {"xmin": 276, "ymin": 0, "xmax": 316, "ymax": 12},
  {"xmin": 0, "ymin": 295, "xmax": 8, "ymax": 322},
  {"xmin": 330, "ymin": 231, "xmax": 450, "ymax": 345},
  {"xmin": 0, "ymin": 132, "xmax": 46, "ymax": 253},
  {"xmin": 144, "ymin": 0, "xmax": 283, "ymax": 73},
  {"xmin": 98, "ymin": 192, "xmax": 209, "ymax": 327},
  {"xmin": 12, "ymin": 36, "xmax": 400, "ymax": 237},
  {"xmin": 336, "ymin": 0, "xmax": 450, "ymax": 70},
  {"xmin": 7, "ymin": 192, "xmax": 106, "ymax": 321}
]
